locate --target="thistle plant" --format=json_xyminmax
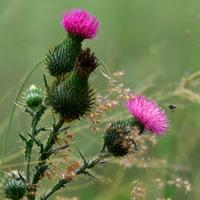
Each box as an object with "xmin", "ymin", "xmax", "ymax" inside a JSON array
[{"xmin": 1, "ymin": 8, "xmax": 175, "ymax": 200}]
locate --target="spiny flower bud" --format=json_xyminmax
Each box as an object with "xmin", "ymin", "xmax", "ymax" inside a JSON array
[
  {"xmin": 46, "ymin": 36, "xmax": 82, "ymax": 77},
  {"xmin": 24, "ymin": 85, "xmax": 43, "ymax": 109},
  {"xmin": 75, "ymin": 48, "xmax": 99, "ymax": 76},
  {"xmin": 1, "ymin": 170, "xmax": 26, "ymax": 200},
  {"xmin": 47, "ymin": 73, "xmax": 95, "ymax": 121},
  {"xmin": 104, "ymin": 119, "xmax": 144, "ymax": 157}
]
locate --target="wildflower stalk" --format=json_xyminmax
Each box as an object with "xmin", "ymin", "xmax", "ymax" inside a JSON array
[
  {"xmin": 41, "ymin": 151, "xmax": 109, "ymax": 200},
  {"xmin": 31, "ymin": 117, "xmax": 65, "ymax": 186},
  {"xmin": 41, "ymin": 117, "xmax": 65, "ymax": 159},
  {"xmin": 26, "ymin": 105, "xmax": 47, "ymax": 182}
]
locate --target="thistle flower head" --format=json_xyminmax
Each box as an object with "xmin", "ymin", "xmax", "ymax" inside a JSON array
[
  {"xmin": 61, "ymin": 8, "xmax": 100, "ymax": 39},
  {"xmin": 126, "ymin": 96, "xmax": 169, "ymax": 135}
]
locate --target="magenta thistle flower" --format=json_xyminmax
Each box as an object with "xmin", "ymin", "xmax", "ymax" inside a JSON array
[
  {"xmin": 61, "ymin": 8, "xmax": 100, "ymax": 39},
  {"xmin": 126, "ymin": 96, "xmax": 169, "ymax": 135}
]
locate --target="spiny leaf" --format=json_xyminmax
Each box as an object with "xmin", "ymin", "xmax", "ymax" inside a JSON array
[{"xmin": 19, "ymin": 134, "xmax": 33, "ymax": 161}]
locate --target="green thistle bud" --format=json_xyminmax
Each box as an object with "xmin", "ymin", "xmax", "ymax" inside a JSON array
[
  {"xmin": 45, "ymin": 35, "xmax": 83, "ymax": 77},
  {"xmin": 1, "ymin": 170, "xmax": 26, "ymax": 200},
  {"xmin": 104, "ymin": 119, "xmax": 143, "ymax": 157},
  {"xmin": 46, "ymin": 48, "xmax": 98, "ymax": 121},
  {"xmin": 47, "ymin": 73, "xmax": 95, "ymax": 121},
  {"xmin": 24, "ymin": 85, "xmax": 43, "ymax": 109}
]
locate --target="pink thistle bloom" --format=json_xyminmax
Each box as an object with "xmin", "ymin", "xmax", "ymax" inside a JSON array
[
  {"xmin": 61, "ymin": 8, "xmax": 100, "ymax": 39},
  {"xmin": 126, "ymin": 96, "xmax": 169, "ymax": 135}
]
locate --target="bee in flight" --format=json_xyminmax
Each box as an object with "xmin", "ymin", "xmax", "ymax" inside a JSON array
[{"xmin": 168, "ymin": 104, "xmax": 176, "ymax": 112}]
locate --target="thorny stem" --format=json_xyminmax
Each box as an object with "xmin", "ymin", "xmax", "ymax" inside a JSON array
[
  {"xmin": 27, "ymin": 117, "xmax": 65, "ymax": 200},
  {"xmin": 26, "ymin": 105, "xmax": 46, "ymax": 183},
  {"xmin": 31, "ymin": 117, "xmax": 65, "ymax": 186},
  {"xmin": 40, "ymin": 152, "xmax": 109, "ymax": 200},
  {"xmin": 42, "ymin": 117, "xmax": 65, "ymax": 156}
]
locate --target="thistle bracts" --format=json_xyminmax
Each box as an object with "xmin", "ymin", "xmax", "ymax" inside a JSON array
[
  {"xmin": 75, "ymin": 48, "xmax": 99, "ymax": 76},
  {"xmin": 104, "ymin": 118, "xmax": 144, "ymax": 157},
  {"xmin": 45, "ymin": 36, "xmax": 82, "ymax": 77},
  {"xmin": 23, "ymin": 85, "xmax": 43, "ymax": 109},
  {"xmin": 1, "ymin": 171, "xmax": 26, "ymax": 200},
  {"xmin": 47, "ymin": 71, "xmax": 95, "ymax": 121}
]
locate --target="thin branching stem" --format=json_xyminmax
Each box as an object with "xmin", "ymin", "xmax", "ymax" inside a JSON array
[
  {"xmin": 41, "ymin": 152, "xmax": 109, "ymax": 200},
  {"xmin": 26, "ymin": 105, "xmax": 47, "ymax": 183},
  {"xmin": 26, "ymin": 119, "xmax": 37, "ymax": 182}
]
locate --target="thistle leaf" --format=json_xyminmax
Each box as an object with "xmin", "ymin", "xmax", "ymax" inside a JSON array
[{"xmin": 19, "ymin": 134, "xmax": 33, "ymax": 161}]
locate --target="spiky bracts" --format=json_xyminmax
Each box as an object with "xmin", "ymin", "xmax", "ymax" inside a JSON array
[
  {"xmin": 104, "ymin": 119, "xmax": 144, "ymax": 157},
  {"xmin": 47, "ymin": 73, "xmax": 95, "ymax": 121},
  {"xmin": 46, "ymin": 42, "xmax": 99, "ymax": 121},
  {"xmin": 75, "ymin": 48, "xmax": 99, "ymax": 76},
  {"xmin": 46, "ymin": 36, "xmax": 82, "ymax": 77},
  {"xmin": 23, "ymin": 85, "xmax": 43, "ymax": 109}
]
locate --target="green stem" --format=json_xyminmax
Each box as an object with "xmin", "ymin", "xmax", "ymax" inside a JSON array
[
  {"xmin": 26, "ymin": 105, "xmax": 46, "ymax": 183},
  {"xmin": 41, "ymin": 152, "xmax": 109, "ymax": 200},
  {"xmin": 40, "ymin": 179, "xmax": 69, "ymax": 200},
  {"xmin": 26, "ymin": 141, "xmax": 34, "ymax": 183},
  {"xmin": 31, "ymin": 117, "xmax": 64, "ymax": 185},
  {"xmin": 42, "ymin": 117, "xmax": 64, "ymax": 155}
]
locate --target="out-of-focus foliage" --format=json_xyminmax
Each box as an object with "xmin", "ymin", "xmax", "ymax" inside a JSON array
[{"xmin": 0, "ymin": 0, "xmax": 200, "ymax": 199}]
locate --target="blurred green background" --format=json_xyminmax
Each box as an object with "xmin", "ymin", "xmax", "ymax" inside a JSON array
[{"xmin": 0, "ymin": 0, "xmax": 200, "ymax": 199}]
